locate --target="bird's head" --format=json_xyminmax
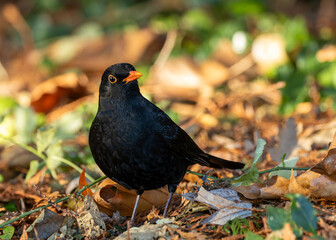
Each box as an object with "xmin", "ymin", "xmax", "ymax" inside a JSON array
[{"xmin": 99, "ymin": 63, "xmax": 142, "ymax": 97}]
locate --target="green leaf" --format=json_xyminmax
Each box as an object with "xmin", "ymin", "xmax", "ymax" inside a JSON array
[
  {"xmin": 0, "ymin": 174, "xmax": 3, "ymax": 182},
  {"xmin": 232, "ymin": 138, "xmax": 266, "ymax": 186},
  {"xmin": 232, "ymin": 167, "xmax": 259, "ymax": 186},
  {"xmin": 317, "ymin": 63, "xmax": 336, "ymax": 88},
  {"xmin": 14, "ymin": 107, "xmax": 37, "ymax": 144},
  {"xmin": 252, "ymin": 138, "xmax": 266, "ymax": 167},
  {"xmin": 245, "ymin": 231, "xmax": 264, "ymax": 240},
  {"xmin": 286, "ymin": 194, "xmax": 317, "ymax": 233},
  {"xmin": 46, "ymin": 140, "xmax": 63, "ymax": 178},
  {"xmin": 25, "ymin": 160, "xmax": 40, "ymax": 182},
  {"xmin": 269, "ymin": 157, "xmax": 299, "ymax": 179},
  {"xmin": 283, "ymin": 17, "xmax": 310, "ymax": 52},
  {"xmin": 0, "ymin": 226, "xmax": 15, "ymax": 240},
  {"xmin": 36, "ymin": 127, "xmax": 55, "ymax": 154},
  {"xmin": 0, "ymin": 97, "xmax": 17, "ymax": 115},
  {"xmin": 4, "ymin": 202, "xmax": 16, "ymax": 212},
  {"xmin": 267, "ymin": 206, "xmax": 291, "ymax": 231}
]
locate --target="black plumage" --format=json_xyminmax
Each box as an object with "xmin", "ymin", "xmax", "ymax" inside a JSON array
[{"xmin": 89, "ymin": 63, "xmax": 244, "ymax": 223}]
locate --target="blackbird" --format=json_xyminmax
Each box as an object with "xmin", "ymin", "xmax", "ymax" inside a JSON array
[{"xmin": 89, "ymin": 63, "xmax": 244, "ymax": 223}]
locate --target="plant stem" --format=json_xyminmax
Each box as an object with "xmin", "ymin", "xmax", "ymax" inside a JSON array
[
  {"xmin": 0, "ymin": 134, "xmax": 95, "ymax": 182},
  {"xmin": 0, "ymin": 135, "xmax": 45, "ymax": 160},
  {"xmin": 53, "ymin": 156, "xmax": 95, "ymax": 182},
  {"xmin": 258, "ymin": 167, "xmax": 310, "ymax": 175},
  {"xmin": 0, "ymin": 176, "xmax": 107, "ymax": 228},
  {"xmin": 186, "ymin": 170, "xmax": 218, "ymax": 180},
  {"xmin": 187, "ymin": 166, "xmax": 311, "ymax": 180}
]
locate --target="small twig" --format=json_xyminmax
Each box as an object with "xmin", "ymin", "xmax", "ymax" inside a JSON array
[
  {"xmin": 147, "ymin": 29, "xmax": 177, "ymax": 81},
  {"xmin": 127, "ymin": 221, "xmax": 131, "ymax": 240},
  {"xmin": 0, "ymin": 176, "xmax": 107, "ymax": 228}
]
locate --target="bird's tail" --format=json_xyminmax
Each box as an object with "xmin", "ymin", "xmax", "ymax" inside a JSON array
[{"xmin": 206, "ymin": 153, "xmax": 245, "ymax": 169}]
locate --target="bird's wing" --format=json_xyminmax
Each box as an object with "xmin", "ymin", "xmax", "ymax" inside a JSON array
[{"xmin": 153, "ymin": 109, "xmax": 211, "ymax": 167}]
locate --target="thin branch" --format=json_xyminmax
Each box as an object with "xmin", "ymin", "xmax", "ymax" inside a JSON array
[
  {"xmin": 258, "ymin": 167, "xmax": 310, "ymax": 175},
  {"xmin": 187, "ymin": 166, "xmax": 311, "ymax": 180},
  {"xmin": 0, "ymin": 176, "xmax": 107, "ymax": 228},
  {"xmin": 53, "ymin": 156, "xmax": 95, "ymax": 182}
]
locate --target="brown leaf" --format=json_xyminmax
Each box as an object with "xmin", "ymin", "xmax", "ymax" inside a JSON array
[
  {"xmin": 310, "ymin": 175, "xmax": 336, "ymax": 200},
  {"xmin": 78, "ymin": 168, "xmax": 93, "ymax": 197},
  {"xmin": 94, "ymin": 178, "xmax": 169, "ymax": 216},
  {"xmin": 30, "ymin": 72, "xmax": 88, "ymax": 113},
  {"xmin": 26, "ymin": 209, "xmax": 65, "ymax": 239},
  {"xmin": 234, "ymin": 182, "xmax": 266, "ymax": 199},
  {"xmin": 288, "ymin": 170, "xmax": 311, "ymax": 196},
  {"xmin": 260, "ymin": 176, "xmax": 290, "ymax": 199},
  {"xmin": 311, "ymin": 148, "xmax": 336, "ymax": 179},
  {"xmin": 234, "ymin": 177, "xmax": 289, "ymax": 199}
]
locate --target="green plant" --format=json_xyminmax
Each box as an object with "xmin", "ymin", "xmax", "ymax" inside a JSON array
[{"xmin": 267, "ymin": 194, "xmax": 319, "ymax": 238}]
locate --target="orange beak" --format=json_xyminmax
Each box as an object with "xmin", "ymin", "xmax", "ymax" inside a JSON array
[{"xmin": 123, "ymin": 71, "xmax": 142, "ymax": 84}]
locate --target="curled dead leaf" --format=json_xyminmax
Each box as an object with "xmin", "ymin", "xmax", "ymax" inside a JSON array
[
  {"xmin": 78, "ymin": 168, "xmax": 93, "ymax": 197},
  {"xmin": 260, "ymin": 176, "xmax": 289, "ymax": 199},
  {"xmin": 94, "ymin": 178, "xmax": 169, "ymax": 216},
  {"xmin": 30, "ymin": 72, "xmax": 89, "ymax": 113},
  {"xmin": 289, "ymin": 170, "xmax": 311, "ymax": 196},
  {"xmin": 311, "ymin": 148, "xmax": 336, "ymax": 179},
  {"xmin": 310, "ymin": 175, "xmax": 336, "ymax": 200}
]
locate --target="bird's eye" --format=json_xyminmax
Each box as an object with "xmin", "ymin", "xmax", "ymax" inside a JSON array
[{"xmin": 108, "ymin": 75, "xmax": 117, "ymax": 83}]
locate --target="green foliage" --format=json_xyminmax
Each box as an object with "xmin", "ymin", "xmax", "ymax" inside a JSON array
[
  {"xmin": 269, "ymin": 157, "xmax": 299, "ymax": 179},
  {"xmin": 0, "ymin": 226, "xmax": 15, "ymax": 240},
  {"xmin": 287, "ymin": 194, "xmax": 318, "ymax": 234},
  {"xmin": 223, "ymin": 218, "xmax": 250, "ymax": 235},
  {"xmin": 25, "ymin": 160, "xmax": 40, "ymax": 182},
  {"xmin": 267, "ymin": 194, "xmax": 318, "ymax": 237},
  {"xmin": 267, "ymin": 206, "xmax": 292, "ymax": 231},
  {"xmin": 232, "ymin": 138, "xmax": 265, "ymax": 186},
  {"xmin": 317, "ymin": 63, "xmax": 336, "ymax": 88},
  {"xmin": 276, "ymin": 64, "xmax": 309, "ymax": 114},
  {"xmin": 283, "ymin": 17, "xmax": 310, "ymax": 52},
  {"xmin": 4, "ymin": 202, "xmax": 17, "ymax": 212},
  {"xmin": 224, "ymin": 0, "xmax": 266, "ymax": 16},
  {"xmin": 245, "ymin": 231, "xmax": 264, "ymax": 240}
]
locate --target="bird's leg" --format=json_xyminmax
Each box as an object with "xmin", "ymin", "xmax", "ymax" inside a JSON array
[
  {"xmin": 163, "ymin": 192, "xmax": 174, "ymax": 218},
  {"xmin": 130, "ymin": 194, "xmax": 141, "ymax": 225}
]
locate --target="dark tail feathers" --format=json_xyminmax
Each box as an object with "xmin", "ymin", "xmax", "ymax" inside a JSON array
[{"xmin": 206, "ymin": 153, "xmax": 245, "ymax": 169}]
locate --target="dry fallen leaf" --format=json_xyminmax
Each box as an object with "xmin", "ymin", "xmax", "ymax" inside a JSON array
[
  {"xmin": 26, "ymin": 209, "xmax": 65, "ymax": 239},
  {"xmin": 30, "ymin": 72, "xmax": 89, "ymax": 113},
  {"xmin": 311, "ymin": 148, "xmax": 336, "ymax": 179},
  {"xmin": 185, "ymin": 187, "xmax": 252, "ymax": 225},
  {"xmin": 115, "ymin": 223, "xmax": 169, "ymax": 240},
  {"xmin": 78, "ymin": 168, "xmax": 93, "ymax": 197},
  {"xmin": 266, "ymin": 223, "xmax": 295, "ymax": 240},
  {"xmin": 94, "ymin": 178, "xmax": 169, "ymax": 216}
]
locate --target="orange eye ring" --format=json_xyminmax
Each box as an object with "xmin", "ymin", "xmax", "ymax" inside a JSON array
[{"xmin": 108, "ymin": 75, "xmax": 117, "ymax": 83}]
